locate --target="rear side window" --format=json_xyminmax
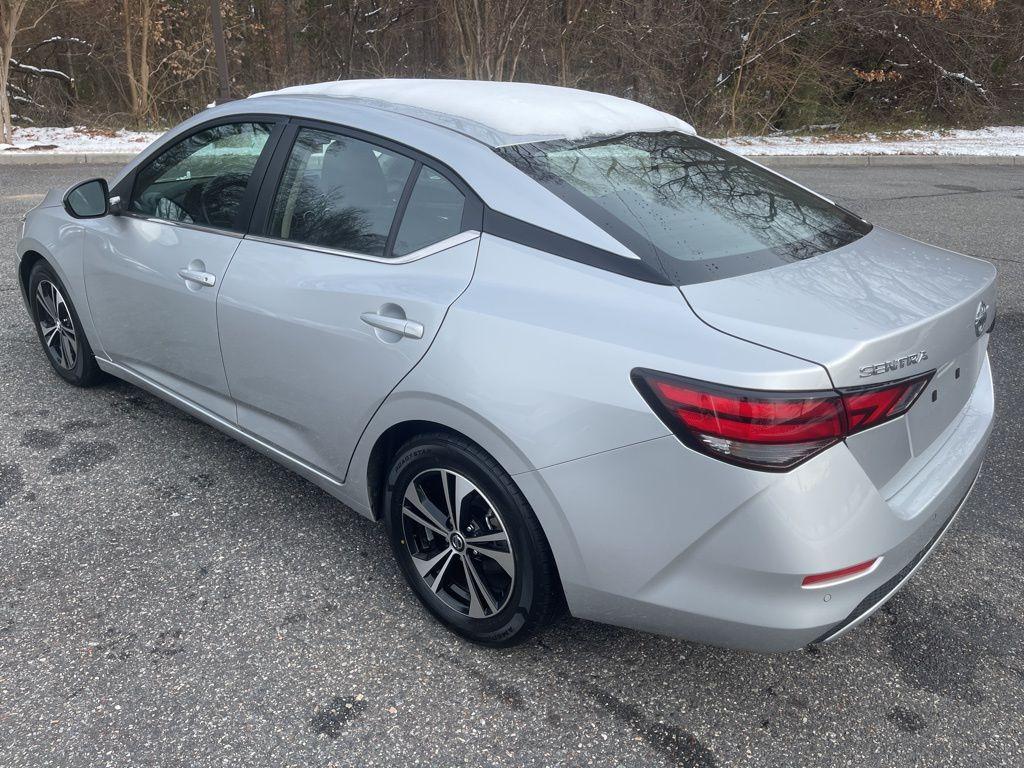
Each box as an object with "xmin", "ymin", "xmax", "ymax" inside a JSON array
[
  {"xmin": 269, "ymin": 127, "xmax": 414, "ymax": 257},
  {"xmin": 393, "ymin": 166, "xmax": 466, "ymax": 256},
  {"xmin": 498, "ymin": 132, "xmax": 871, "ymax": 284},
  {"xmin": 131, "ymin": 122, "xmax": 273, "ymax": 232}
]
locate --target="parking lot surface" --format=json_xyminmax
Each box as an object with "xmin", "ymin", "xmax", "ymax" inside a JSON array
[{"xmin": 1, "ymin": 161, "xmax": 1022, "ymax": 767}]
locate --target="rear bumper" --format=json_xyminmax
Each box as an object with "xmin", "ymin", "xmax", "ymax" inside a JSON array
[
  {"xmin": 814, "ymin": 463, "xmax": 980, "ymax": 644},
  {"xmin": 518, "ymin": 354, "xmax": 994, "ymax": 651}
]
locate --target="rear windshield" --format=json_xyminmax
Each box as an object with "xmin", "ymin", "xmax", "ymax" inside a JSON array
[{"xmin": 497, "ymin": 132, "xmax": 871, "ymax": 285}]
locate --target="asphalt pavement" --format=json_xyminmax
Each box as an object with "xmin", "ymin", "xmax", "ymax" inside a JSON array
[{"xmin": 1, "ymin": 161, "xmax": 1022, "ymax": 767}]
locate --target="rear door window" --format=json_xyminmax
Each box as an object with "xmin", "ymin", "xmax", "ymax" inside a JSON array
[
  {"xmin": 268, "ymin": 127, "xmax": 414, "ymax": 258},
  {"xmin": 393, "ymin": 166, "xmax": 466, "ymax": 257}
]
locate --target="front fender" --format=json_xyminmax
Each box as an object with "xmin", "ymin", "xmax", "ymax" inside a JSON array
[{"xmin": 17, "ymin": 211, "xmax": 101, "ymax": 351}]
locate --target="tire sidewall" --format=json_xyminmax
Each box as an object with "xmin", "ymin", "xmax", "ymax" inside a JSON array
[{"xmin": 384, "ymin": 438, "xmax": 540, "ymax": 645}]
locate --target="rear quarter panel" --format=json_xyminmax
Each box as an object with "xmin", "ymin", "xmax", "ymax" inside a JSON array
[{"xmin": 347, "ymin": 233, "xmax": 833, "ymax": 510}]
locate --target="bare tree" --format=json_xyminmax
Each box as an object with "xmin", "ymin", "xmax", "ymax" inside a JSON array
[
  {"xmin": 118, "ymin": 0, "xmax": 216, "ymax": 127},
  {"xmin": 0, "ymin": 0, "xmax": 62, "ymax": 143},
  {"xmin": 5, "ymin": 0, "xmax": 1022, "ymax": 135},
  {"xmin": 444, "ymin": 0, "xmax": 532, "ymax": 80},
  {"xmin": 121, "ymin": 0, "xmax": 155, "ymax": 126},
  {"xmin": 556, "ymin": 0, "xmax": 587, "ymax": 86}
]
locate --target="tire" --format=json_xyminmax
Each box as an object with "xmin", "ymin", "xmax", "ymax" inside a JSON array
[
  {"xmin": 384, "ymin": 432, "xmax": 562, "ymax": 646},
  {"xmin": 28, "ymin": 261, "xmax": 104, "ymax": 387}
]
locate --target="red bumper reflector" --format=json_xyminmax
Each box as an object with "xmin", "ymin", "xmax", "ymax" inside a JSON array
[{"xmin": 802, "ymin": 558, "xmax": 879, "ymax": 588}]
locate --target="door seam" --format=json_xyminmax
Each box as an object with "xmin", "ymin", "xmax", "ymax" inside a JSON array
[
  {"xmin": 214, "ymin": 239, "xmax": 245, "ymax": 424},
  {"xmin": 340, "ymin": 235, "xmax": 483, "ymax": 485}
]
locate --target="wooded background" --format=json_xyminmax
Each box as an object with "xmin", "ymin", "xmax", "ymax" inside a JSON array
[{"xmin": 2, "ymin": 0, "xmax": 1022, "ymax": 143}]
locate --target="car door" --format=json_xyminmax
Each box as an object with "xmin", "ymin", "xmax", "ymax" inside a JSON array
[
  {"xmin": 217, "ymin": 122, "xmax": 481, "ymax": 481},
  {"xmin": 83, "ymin": 118, "xmax": 282, "ymax": 419}
]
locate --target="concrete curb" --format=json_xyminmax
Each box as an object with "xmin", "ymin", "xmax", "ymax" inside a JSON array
[
  {"xmin": 757, "ymin": 154, "xmax": 1022, "ymax": 167},
  {"xmin": 0, "ymin": 152, "xmax": 139, "ymax": 166},
  {"xmin": 1, "ymin": 150, "xmax": 1021, "ymax": 167}
]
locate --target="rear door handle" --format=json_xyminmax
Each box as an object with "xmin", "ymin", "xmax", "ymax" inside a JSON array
[
  {"xmin": 177, "ymin": 268, "xmax": 216, "ymax": 287},
  {"xmin": 360, "ymin": 312, "xmax": 424, "ymax": 340}
]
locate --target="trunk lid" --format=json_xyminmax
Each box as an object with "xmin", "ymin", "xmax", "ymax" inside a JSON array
[{"xmin": 682, "ymin": 227, "xmax": 996, "ymax": 471}]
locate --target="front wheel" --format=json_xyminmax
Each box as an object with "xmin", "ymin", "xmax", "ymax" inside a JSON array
[
  {"xmin": 28, "ymin": 261, "xmax": 103, "ymax": 387},
  {"xmin": 384, "ymin": 433, "xmax": 562, "ymax": 646}
]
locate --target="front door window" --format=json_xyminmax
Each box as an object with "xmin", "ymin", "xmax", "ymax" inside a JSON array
[{"xmin": 130, "ymin": 122, "xmax": 273, "ymax": 231}]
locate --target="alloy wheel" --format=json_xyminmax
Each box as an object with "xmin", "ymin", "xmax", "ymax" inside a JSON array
[
  {"xmin": 35, "ymin": 280, "xmax": 78, "ymax": 370},
  {"xmin": 401, "ymin": 468, "xmax": 516, "ymax": 618}
]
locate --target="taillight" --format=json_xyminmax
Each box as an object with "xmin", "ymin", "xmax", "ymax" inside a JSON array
[
  {"xmin": 840, "ymin": 375, "xmax": 931, "ymax": 434},
  {"xmin": 632, "ymin": 369, "xmax": 933, "ymax": 471}
]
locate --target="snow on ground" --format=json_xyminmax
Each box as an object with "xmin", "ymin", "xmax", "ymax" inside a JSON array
[
  {"xmin": 0, "ymin": 126, "xmax": 161, "ymax": 154},
  {"xmin": 1, "ymin": 123, "xmax": 1022, "ymax": 157},
  {"xmin": 717, "ymin": 126, "xmax": 1024, "ymax": 156}
]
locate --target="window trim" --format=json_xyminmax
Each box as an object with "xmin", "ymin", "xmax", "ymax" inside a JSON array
[
  {"xmin": 118, "ymin": 114, "xmax": 286, "ymax": 237},
  {"xmin": 244, "ymin": 229, "xmax": 481, "ymax": 265},
  {"xmin": 384, "ymin": 159, "xmax": 422, "ymax": 257},
  {"xmin": 481, "ymin": 208, "xmax": 670, "ymax": 284},
  {"xmin": 118, "ymin": 214, "xmax": 247, "ymax": 239},
  {"xmin": 249, "ymin": 117, "xmax": 482, "ymax": 262}
]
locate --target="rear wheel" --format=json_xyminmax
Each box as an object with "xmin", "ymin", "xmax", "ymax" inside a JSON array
[
  {"xmin": 28, "ymin": 262, "xmax": 103, "ymax": 387},
  {"xmin": 384, "ymin": 432, "xmax": 561, "ymax": 646}
]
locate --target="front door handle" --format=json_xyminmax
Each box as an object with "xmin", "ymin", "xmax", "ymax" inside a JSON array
[
  {"xmin": 360, "ymin": 312, "xmax": 424, "ymax": 340},
  {"xmin": 177, "ymin": 267, "xmax": 216, "ymax": 287}
]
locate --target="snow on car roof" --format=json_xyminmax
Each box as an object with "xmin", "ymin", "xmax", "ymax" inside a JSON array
[{"xmin": 249, "ymin": 79, "xmax": 695, "ymax": 146}]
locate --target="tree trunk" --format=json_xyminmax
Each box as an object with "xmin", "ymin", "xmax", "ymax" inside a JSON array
[
  {"xmin": 0, "ymin": 0, "xmax": 28, "ymax": 145},
  {"xmin": 123, "ymin": 0, "xmax": 139, "ymax": 122},
  {"xmin": 283, "ymin": 0, "xmax": 292, "ymax": 82},
  {"xmin": 345, "ymin": 0, "xmax": 355, "ymax": 78},
  {"xmin": 558, "ymin": 0, "xmax": 571, "ymax": 87},
  {"xmin": 0, "ymin": 56, "xmax": 11, "ymax": 144},
  {"xmin": 139, "ymin": 0, "xmax": 151, "ymax": 123},
  {"xmin": 122, "ymin": 0, "xmax": 155, "ymax": 127}
]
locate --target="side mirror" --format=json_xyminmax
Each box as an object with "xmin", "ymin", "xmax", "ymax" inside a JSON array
[{"xmin": 63, "ymin": 178, "xmax": 109, "ymax": 219}]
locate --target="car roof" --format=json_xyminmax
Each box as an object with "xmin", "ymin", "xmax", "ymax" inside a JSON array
[{"xmin": 247, "ymin": 79, "xmax": 695, "ymax": 147}]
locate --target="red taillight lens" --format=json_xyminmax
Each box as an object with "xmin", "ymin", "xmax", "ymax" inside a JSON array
[
  {"xmin": 840, "ymin": 375, "xmax": 931, "ymax": 434},
  {"xmin": 632, "ymin": 369, "xmax": 933, "ymax": 471},
  {"xmin": 633, "ymin": 370, "xmax": 845, "ymax": 470}
]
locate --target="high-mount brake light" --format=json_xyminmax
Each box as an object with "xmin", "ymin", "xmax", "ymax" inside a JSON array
[{"xmin": 632, "ymin": 369, "xmax": 933, "ymax": 471}]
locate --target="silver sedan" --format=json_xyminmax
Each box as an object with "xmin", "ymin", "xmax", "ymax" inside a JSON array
[{"xmin": 15, "ymin": 80, "xmax": 995, "ymax": 649}]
